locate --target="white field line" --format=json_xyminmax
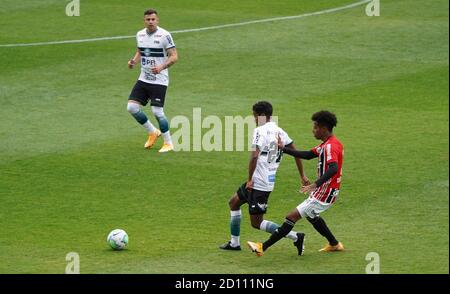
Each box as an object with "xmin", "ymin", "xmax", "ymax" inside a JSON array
[{"xmin": 0, "ymin": 0, "xmax": 370, "ymax": 48}]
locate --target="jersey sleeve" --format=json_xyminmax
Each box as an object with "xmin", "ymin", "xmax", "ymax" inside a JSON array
[
  {"xmin": 278, "ymin": 128, "xmax": 293, "ymax": 146},
  {"xmin": 325, "ymin": 142, "xmax": 341, "ymax": 164},
  {"xmin": 163, "ymin": 32, "xmax": 176, "ymax": 49},
  {"xmin": 311, "ymin": 144, "xmax": 321, "ymax": 156},
  {"xmin": 252, "ymin": 128, "xmax": 263, "ymax": 150}
]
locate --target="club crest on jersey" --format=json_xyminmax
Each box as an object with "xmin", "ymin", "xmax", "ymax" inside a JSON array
[{"xmin": 143, "ymin": 48, "xmax": 151, "ymax": 56}]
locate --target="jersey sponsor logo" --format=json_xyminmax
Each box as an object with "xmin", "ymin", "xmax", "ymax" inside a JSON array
[
  {"xmin": 138, "ymin": 34, "xmax": 146, "ymax": 37},
  {"xmin": 155, "ymin": 34, "xmax": 162, "ymax": 37},
  {"xmin": 154, "ymin": 40, "xmax": 160, "ymax": 44},
  {"xmin": 141, "ymin": 57, "xmax": 156, "ymax": 66}
]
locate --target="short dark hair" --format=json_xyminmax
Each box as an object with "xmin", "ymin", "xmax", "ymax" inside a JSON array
[
  {"xmin": 144, "ymin": 9, "xmax": 158, "ymax": 16},
  {"xmin": 252, "ymin": 101, "xmax": 273, "ymax": 117},
  {"xmin": 312, "ymin": 110, "xmax": 337, "ymax": 132}
]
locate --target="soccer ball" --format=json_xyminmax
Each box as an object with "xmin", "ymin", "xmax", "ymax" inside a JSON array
[{"xmin": 107, "ymin": 229, "xmax": 128, "ymax": 250}]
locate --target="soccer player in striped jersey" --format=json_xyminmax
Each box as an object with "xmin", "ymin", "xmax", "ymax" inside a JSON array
[
  {"xmin": 127, "ymin": 9, "xmax": 178, "ymax": 152},
  {"xmin": 220, "ymin": 101, "xmax": 310, "ymax": 255},
  {"xmin": 248, "ymin": 110, "xmax": 344, "ymax": 256}
]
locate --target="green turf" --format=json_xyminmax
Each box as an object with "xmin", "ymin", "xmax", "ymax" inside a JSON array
[{"xmin": 0, "ymin": 0, "xmax": 448, "ymax": 273}]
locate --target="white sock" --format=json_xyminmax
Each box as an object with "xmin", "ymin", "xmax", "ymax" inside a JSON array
[
  {"xmin": 286, "ymin": 231, "xmax": 298, "ymax": 241},
  {"xmin": 230, "ymin": 210, "xmax": 242, "ymax": 247},
  {"xmin": 231, "ymin": 235, "xmax": 240, "ymax": 247},
  {"xmin": 260, "ymin": 220, "xmax": 298, "ymax": 241},
  {"xmin": 162, "ymin": 131, "xmax": 172, "ymax": 145},
  {"xmin": 143, "ymin": 121, "xmax": 156, "ymax": 134}
]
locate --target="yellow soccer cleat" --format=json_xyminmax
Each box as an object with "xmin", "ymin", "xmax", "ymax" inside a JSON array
[
  {"xmin": 158, "ymin": 143, "xmax": 174, "ymax": 153},
  {"xmin": 247, "ymin": 241, "xmax": 263, "ymax": 257},
  {"xmin": 144, "ymin": 129, "xmax": 161, "ymax": 149},
  {"xmin": 318, "ymin": 242, "xmax": 345, "ymax": 252}
]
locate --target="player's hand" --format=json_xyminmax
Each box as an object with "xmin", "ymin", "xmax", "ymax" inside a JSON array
[
  {"xmin": 301, "ymin": 176, "xmax": 311, "ymax": 186},
  {"xmin": 128, "ymin": 59, "xmax": 136, "ymax": 69},
  {"xmin": 300, "ymin": 183, "xmax": 317, "ymax": 194},
  {"xmin": 245, "ymin": 180, "xmax": 253, "ymax": 192},
  {"xmin": 151, "ymin": 65, "xmax": 165, "ymax": 74}
]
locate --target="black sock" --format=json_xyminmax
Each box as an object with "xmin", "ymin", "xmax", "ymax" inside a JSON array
[
  {"xmin": 262, "ymin": 218, "xmax": 295, "ymax": 251},
  {"xmin": 307, "ymin": 217, "xmax": 338, "ymax": 246}
]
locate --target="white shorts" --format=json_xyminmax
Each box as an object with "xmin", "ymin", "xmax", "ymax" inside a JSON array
[{"xmin": 296, "ymin": 196, "xmax": 333, "ymax": 219}]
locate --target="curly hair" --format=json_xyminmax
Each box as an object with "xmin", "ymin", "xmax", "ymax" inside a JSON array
[{"xmin": 312, "ymin": 110, "xmax": 337, "ymax": 132}]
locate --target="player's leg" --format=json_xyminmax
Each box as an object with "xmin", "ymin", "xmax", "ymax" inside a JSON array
[
  {"xmin": 307, "ymin": 216, "xmax": 343, "ymax": 252},
  {"xmin": 251, "ymin": 215, "xmax": 300, "ymax": 243},
  {"xmin": 127, "ymin": 82, "xmax": 157, "ymax": 132},
  {"xmin": 148, "ymin": 84, "xmax": 173, "ymax": 152},
  {"xmin": 220, "ymin": 190, "xmax": 245, "ymax": 250},
  {"xmin": 248, "ymin": 189, "xmax": 302, "ymax": 243},
  {"xmin": 263, "ymin": 209, "xmax": 302, "ymax": 250},
  {"xmin": 301, "ymin": 197, "xmax": 343, "ymax": 252},
  {"xmin": 127, "ymin": 81, "xmax": 160, "ymax": 148},
  {"xmin": 127, "ymin": 100, "xmax": 156, "ymax": 132},
  {"xmin": 151, "ymin": 106, "xmax": 172, "ymax": 152}
]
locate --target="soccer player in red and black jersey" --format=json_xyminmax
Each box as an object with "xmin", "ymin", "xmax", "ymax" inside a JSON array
[{"xmin": 248, "ymin": 110, "xmax": 344, "ymax": 256}]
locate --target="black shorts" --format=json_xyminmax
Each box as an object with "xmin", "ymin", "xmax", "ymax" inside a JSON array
[
  {"xmin": 236, "ymin": 182, "xmax": 271, "ymax": 215},
  {"xmin": 129, "ymin": 80, "xmax": 167, "ymax": 107}
]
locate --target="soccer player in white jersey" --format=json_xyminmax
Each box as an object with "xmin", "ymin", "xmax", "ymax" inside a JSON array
[
  {"xmin": 220, "ymin": 101, "xmax": 310, "ymax": 255},
  {"xmin": 127, "ymin": 9, "xmax": 178, "ymax": 152}
]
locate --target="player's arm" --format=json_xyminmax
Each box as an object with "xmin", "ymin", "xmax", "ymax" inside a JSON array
[
  {"xmin": 282, "ymin": 146, "xmax": 317, "ymax": 160},
  {"xmin": 128, "ymin": 48, "xmax": 141, "ymax": 69},
  {"xmin": 300, "ymin": 162, "xmax": 338, "ymax": 194},
  {"xmin": 246, "ymin": 148, "xmax": 259, "ymax": 191},
  {"xmin": 164, "ymin": 47, "xmax": 178, "ymax": 69},
  {"xmin": 285, "ymin": 142, "xmax": 310, "ymax": 186},
  {"xmin": 152, "ymin": 47, "xmax": 178, "ymax": 74}
]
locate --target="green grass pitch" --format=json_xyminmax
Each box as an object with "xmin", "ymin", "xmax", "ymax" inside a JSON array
[{"xmin": 0, "ymin": 0, "xmax": 448, "ymax": 273}]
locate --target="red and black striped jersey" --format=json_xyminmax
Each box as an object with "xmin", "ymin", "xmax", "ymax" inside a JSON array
[{"xmin": 310, "ymin": 135, "xmax": 344, "ymax": 203}]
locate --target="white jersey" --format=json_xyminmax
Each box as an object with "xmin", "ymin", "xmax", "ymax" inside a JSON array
[
  {"xmin": 136, "ymin": 27, "xmax": 175, "ymax": 86},
  {"xmin": 251, "ymin": 122, "xmax": 293, "ymax": 192}
]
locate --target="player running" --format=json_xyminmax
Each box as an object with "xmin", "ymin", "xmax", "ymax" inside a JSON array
[
  {"xmin": 248, "ymin": 110, "xmax": 344, "ymax": 256},
  {"xmin": 220, "ymin": 101, "xmax": 310, "ymax": 255},
  {"xmin": 126, "ymin": 9, "xmax": 178, "ymax": 152}
]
